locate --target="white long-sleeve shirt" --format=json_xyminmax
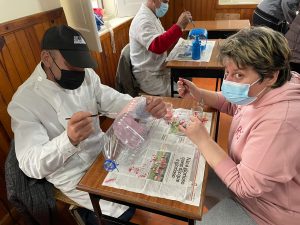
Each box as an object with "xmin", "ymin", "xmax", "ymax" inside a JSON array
[
  {"xmin": 7, "ymin": 63, "xmax": 132, "ymax": 217},
  {"xmin": 129, "ymin": 3, "xmax": 171, "ymax": 96}
]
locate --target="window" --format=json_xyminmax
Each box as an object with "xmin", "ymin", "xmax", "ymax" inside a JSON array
[
  {"xmin": 94, "ymin": 0, "xmax": 142, "ymax": 18},
  {"xmin": 91, "ymin": 0, "xmax": 103, "ymax": 8},
  {"xmin": 219, "ymin": 0, "xmax": 261, "ymax": 5},
  {"xmin": 60, "ymin": 0, "xmax": 102, "ymax": 52}
]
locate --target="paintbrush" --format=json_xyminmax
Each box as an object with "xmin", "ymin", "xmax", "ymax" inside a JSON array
[
  {"xmin": 65, "ymin": 112, "xmax": 117, "ymax": 120},
  {"xmin": 184, "ymin": 9, "xmax": 195, "ymax": 27}
]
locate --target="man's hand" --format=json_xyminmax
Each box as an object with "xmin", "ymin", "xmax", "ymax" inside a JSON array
[
  {"xmin": 67, "ymin": 111, "xmax": 94, "ymax": 146},
  {"xmin": 145, "ymin": 96, "xmax": 167, "ymax": 118},
  {"xmin": 176, "ymin": 11, "xmax": 192, "ymax": 29}
]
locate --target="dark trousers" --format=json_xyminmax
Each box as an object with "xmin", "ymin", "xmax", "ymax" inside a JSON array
[
  {"xmin": 252, "ymin": 8, "xmax": 288, "ymax": 34},
  {"xmin": 77, "ymin": 207, "xmax": 136, "ymax": 225}
]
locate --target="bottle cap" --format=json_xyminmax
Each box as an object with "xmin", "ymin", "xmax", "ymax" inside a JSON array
[{"xmin": 104, "ymin": 159, "xmax": 118, "ymax": 172}]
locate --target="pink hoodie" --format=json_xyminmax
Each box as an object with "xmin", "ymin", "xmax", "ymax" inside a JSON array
[{"xmin": 215, "ymin": 72, "xmax": 300, "ymax": 225}]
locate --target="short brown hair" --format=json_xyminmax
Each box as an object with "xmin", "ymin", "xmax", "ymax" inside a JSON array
[{"xmin": 218, "ymin": 26, "xmax": 291, "ymax": 88}]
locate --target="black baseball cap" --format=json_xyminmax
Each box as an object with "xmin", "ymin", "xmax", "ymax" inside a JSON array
[{"xmin": 41, "ymin": 25, "xmax": 97, "ymax": 68}]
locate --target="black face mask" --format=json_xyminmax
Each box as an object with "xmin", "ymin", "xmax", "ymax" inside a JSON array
[{"xmin": 49, "ymin": 54, "xmax": 85, "ymax": 90}]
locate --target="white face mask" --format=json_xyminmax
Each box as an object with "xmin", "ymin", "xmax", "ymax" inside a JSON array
[{"xmin": 155, "ymin": 2, "xmax": 169, "ymax": 17}]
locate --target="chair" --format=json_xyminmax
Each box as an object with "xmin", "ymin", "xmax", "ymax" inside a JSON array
[
  {"xmin": 115, "ymin": 44, "xmax": 140, "ymax": 97},
  {"xmin": 5, "ymin": 140, "xmax": 82, "ymax": 225},
  {"xmin": 5, "ymin": 140, "xmax": 56, "ymax": 225}
]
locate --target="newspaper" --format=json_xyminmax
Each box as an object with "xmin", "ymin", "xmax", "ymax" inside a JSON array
[
  {"xmin": 102, "ymin": 109, "xmax": 212, "ymax": 206},
  {"xmin": 166, "ymin": 38, "xmax": 215, "ymax": 62}
]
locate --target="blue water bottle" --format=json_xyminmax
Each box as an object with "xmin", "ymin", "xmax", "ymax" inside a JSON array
[{"xmin": 192, "ymin": 35, "xmax": 201, "ymax": 60}]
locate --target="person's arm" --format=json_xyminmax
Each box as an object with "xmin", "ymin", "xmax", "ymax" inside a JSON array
[
  {"xmin": 148, "ymin": 10, "xmax": 192, "ymax": 54},
  {"xmin": 8, "ymin": 103, "xmax": 81, "ymax": 179},
  {"xmin": 148, "ymin": 24, "xmax": 182, "ymax": 54},
  {"xmin": 281, "ymin": 0, "xmax": 300, "ymax": 24},
  {"xmin": 177, "ymin": 78, "xmax": 238, "ymax": 116},
  {"xmin": 177, "ymin": 78, "xmax": 219, "ymax": 108},
  {"xmin": 180, "ymin": 117, "xmax": 228, "ymax": 168},
  {"xmin": 182, "ymin": 117, "xmax": 299, "ymax": 198},
  {"xmin": 215, "ymin": 120, "xmax": 299, "ymax": 198}
]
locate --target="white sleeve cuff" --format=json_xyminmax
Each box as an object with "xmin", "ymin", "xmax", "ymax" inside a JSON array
[{"xmin": 57, "ymin": 131, "xmax": 81, "ymax": 162}]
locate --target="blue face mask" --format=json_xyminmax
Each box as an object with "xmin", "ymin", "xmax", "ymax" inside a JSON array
[
  {"xmin": 221, "ymin": 78, "xmax": 264, "ymax": 105},
  {"xmin": 155, "ymin": 2, "xmax": 169, "ymax": 18}
]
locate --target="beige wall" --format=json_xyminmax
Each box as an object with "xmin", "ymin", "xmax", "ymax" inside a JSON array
[{"xmin": 0, "ymin": 0, "xmax": 61, "ymax": 23}]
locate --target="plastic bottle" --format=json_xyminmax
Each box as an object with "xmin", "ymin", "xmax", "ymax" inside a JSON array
[
  {"xmin": 113, "ymin": 112, "xmax": 147, "ymax": 149},
  {"xmin": 101, "ymin": 97, "xmax": 151, "ymax": 171},
  {"xmin": 192, "ymin": 35, "xmax": 201, "ymax": 60}
]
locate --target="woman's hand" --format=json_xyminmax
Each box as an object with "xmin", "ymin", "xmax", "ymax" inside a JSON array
[
  {"xmin": 177, "ymin": 78, "xmax": 198, "ymax": 100},
  {"xmin": 179, "ymin": 116, "xmax": 211, "ymax": 147}
]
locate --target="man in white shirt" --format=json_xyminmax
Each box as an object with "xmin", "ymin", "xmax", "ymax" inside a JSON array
[
  {"xmin": 129, "ymin": 0, "xmax": 192, "ymax": 96},
  {"xmin": 8, "ymin": 25, "xmax": 167, "ymax": 224}
]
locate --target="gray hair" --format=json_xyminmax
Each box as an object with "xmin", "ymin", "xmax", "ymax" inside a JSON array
[{"xmin": 218, "ymin": 26, "xmax": 291, "ymax": 88}]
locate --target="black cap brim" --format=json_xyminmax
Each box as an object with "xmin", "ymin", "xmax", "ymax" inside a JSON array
[{"xmin": 60, "ymin": 50, "xmax": 97, "ymax": 68}]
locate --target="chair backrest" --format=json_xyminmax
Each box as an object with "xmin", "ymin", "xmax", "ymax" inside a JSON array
[
  {"xmin": 5, "ymin": 140, "xmax": 56, "ymax": 225},
  {"xmin": 115, "ymin": 44, "xmax": 140, "ymax": 97}
]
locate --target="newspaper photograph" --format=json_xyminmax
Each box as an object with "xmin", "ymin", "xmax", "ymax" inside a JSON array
[{"xmin": 102, "ymin": 109, "xmax": 212, "ymax": 206}]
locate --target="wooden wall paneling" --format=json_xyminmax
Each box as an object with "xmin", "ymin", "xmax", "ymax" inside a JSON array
[
  {"xmin": 179, "ymin": 0, "xmax": 216, "ymax": 21},
  {"xmin": 41, "ymin": 21, "xmax": 53, "ymax": 32},
  {"xmin": 92, "ymin": 50, "xmax": 109, "ymax": 86},
  {"xmin": 215, "ymin": 8, "xmax": 255, "ymax": 22},
  {"xmin": 0, "ymin": 59, "xmax": 14, "ymax": 105},
  {"xmin": 24, "ymin": 26, "xmax": 42, "ymax": 64},
  {"xmin": 54, "ymin": 11, "xmax": 67, "ymax": 26},
  {"xmin": 0, "ymin": 93, "xmax": 13, "ymax": 139},
  {"xmin": 91, "ymin": 34, "xmax": 110, "ymax": 86},
  {"xmin": 0, "ymin": 8, "xmax": 65, "ymax": 36},
  {"xmin": 34, "ymin": 23, "xmax": 48, "ymax": 44},
  {"xmin": 215, "ymin": 2, "xmax": 256, "ymax": 22},
  {"xmin": 161, "ymin": 0, "xmax": 216, "ymax": 29},
  {"xmin": 0, "ymin": 122, "xmax": 10, "ymax": 155},
  {"xmin": 4, "ymin": 33, "xmax": 31, "ymax": 83},
  {"xmin": 161, "ymin": 0, "xmax": 255, "ymax": 30},
  {"xmin": 15, "ymin": 30, "xmax": 37, "ymax": 73},
  {"xmin": 89, "ymin": 19, "xmax": 131, "ymax": 88},
  {"xmin": 0, "ymin": 43, "xmax": 23, "ymax": 92},
  {"xmin": 101, "ymin": 34, "xmax": 115, "ymax": 87},
  {"xmin": 240, "ymin": 8, "xmax": 255, "ymax": 21}
]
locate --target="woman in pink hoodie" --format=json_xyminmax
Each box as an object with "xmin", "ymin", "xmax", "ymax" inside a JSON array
[{"xmin": 178, "ymin": 27, "xmax": 300, "ymax": 225}]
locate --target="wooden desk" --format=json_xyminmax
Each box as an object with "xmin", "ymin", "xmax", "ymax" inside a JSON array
[
  {"xmin": 77, "ymin": 97, "xmax": 217, "ymax": 225},
  {"xmin": 184, "ymin": 20, "xmax": 250, "ymax": 39},
  {"xmin": 166, "ymin": 39, "xmax": 224, "ymax": 97}
]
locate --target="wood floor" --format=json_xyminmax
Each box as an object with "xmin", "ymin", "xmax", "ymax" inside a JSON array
[{"xmin": 12, "ymin": 78, "xmax": 232, "ymax": 225}]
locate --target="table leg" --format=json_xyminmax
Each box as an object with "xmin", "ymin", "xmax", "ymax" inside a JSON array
[
  {"xmin": 89, "ymin": 193, "xmax": 103, "ymax": 225},
  {"xmin": 171, "ymin": 74, "xmax": 175, "ymax": 97},
  {"xmin": 188, "ymin": 219, "xmax": 195, "ymax": 225},
  {"xmin": 213, "ymin": 78, "xmax": 223, "ymax": 142}
]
